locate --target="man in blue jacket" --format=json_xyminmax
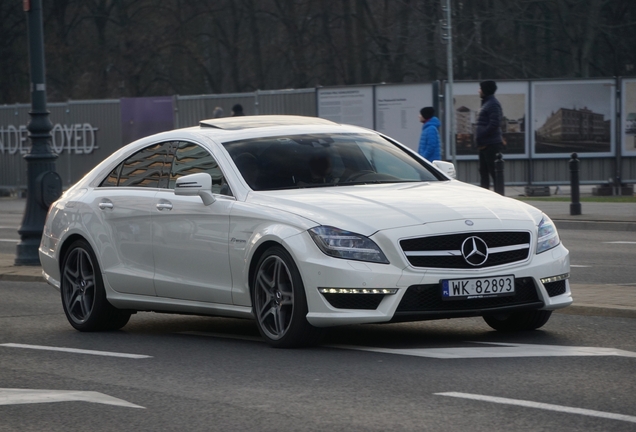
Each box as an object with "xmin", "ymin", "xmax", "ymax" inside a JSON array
[
  {"xmin": 475, "ymin": 80, "xmax": 503, "ymax": 189},
  {"xmin": 418, "ymin": 107, "xmax": 441, "ymax": 162}
]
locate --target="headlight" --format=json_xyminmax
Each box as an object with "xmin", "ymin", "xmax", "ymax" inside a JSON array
[
  {"xmin": 308, "ymin": 226, "xmax": 389, "ymax": 264},
  {"xmin": 536, "ymin": 215, "xmax": 560, "ymax": 254}
]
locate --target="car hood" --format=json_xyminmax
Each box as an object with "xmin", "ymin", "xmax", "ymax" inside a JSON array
[{"xmin": 248, "ymin": 181, "xmax": 543, "ymax": 235}]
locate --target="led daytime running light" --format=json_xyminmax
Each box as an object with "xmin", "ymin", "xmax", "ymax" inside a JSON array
[
  {"xmin": 540, "ymin": 273, "xmax": 569, "ymax": 284},
  {"xmin": 318, "ymin": 288, "xmax": 398, "ymax": 295}
]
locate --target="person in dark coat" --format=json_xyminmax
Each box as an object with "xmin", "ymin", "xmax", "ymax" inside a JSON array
[
  {"xmin": 418, "ymin": 107, "xmax": 441, "ymax": 162},
  {"xmin": 475, "ymin": 80, "xmax": 503, "ymax": 190},
  {"xmin": 231, "ymin": 104, "xmax": 245, "ymax": 116}
]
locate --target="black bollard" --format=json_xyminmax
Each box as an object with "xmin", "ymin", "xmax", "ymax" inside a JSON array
[
  {"xmin": 569, "ymin": 153, "xmax": 581, "ymax": 215},
  {"xmin": 494, "ymin": 152, "xmax": 505, "ymax": 196}
]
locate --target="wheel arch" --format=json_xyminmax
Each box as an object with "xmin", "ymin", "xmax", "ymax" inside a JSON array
[
  {"xmin": 58, "ymin": 233, "xmax": 92, "ymax": 272},
  {"xmin": 248, "ymin": 240, "xmax": 286, "ymax": 300}
]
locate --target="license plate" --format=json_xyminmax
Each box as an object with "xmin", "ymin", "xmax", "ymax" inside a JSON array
[{"xmin": 441, "ymin": 275, "xmax": 515, "ymax": 300}]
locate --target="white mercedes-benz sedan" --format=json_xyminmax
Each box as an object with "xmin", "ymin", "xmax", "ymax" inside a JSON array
[{"xmin": 39, "ymin": 115, "xmax": 571, "ymax": 347}]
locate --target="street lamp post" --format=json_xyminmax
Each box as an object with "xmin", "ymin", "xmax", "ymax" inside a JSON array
[
  {"xmin": 440, "ymin": 0, "xmax": 456, "ymax": 167},
  {"xmin": 15, "ymin": 0, "xmax": 62, "ymax": 266}
]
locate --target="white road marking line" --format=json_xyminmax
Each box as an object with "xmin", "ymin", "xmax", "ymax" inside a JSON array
[
  {"xmin": 436, "ymin": 392, "xmax": 636, "ymax": 424},
  {"xmin": 178, "ymin": 331, "xmax": 263, "ymax": 342},
  {"xmin": 0, "ymin": 388, "xmax": 144, "ymax": 408},
  {"xmin": 570, "ymin": 265, "xmax": 590, "ymax": 268},
  {"xmin": 331, "ymin": 342, "xmax": 636, "ymax": 359},
  {"xmin": 605, "ymin": 241, "xmax": 636, "ymax": 244},
  {"xmin": 0, "ymin": 239, "xmax": 19, "ymax": 243},
  {"xmin": 0, "ymin": 343, "xmax": 152, "ymax": 359}
]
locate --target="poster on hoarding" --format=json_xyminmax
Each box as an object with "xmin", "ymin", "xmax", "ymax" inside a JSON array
[
  {"xmin": 622, "ymin": 78, "xmax": 636, "ymax": 156},
  {"xmin": 120, "ymin": 96, "xmax": 174, "ymax": 145},
  {"xmin": 317, "ymin": 86, "xmax": 374, "ymax": 129},
  {"xmin": 531, "ymin": 80, "xmax": 615, "ymax": 158},
  {"xmin": 375, "ymin": 83, "xmax": 434, "ymax": 153},
  {"xmin": 446, "ymin": 81, "xmax": 529, "ymax": 160}
]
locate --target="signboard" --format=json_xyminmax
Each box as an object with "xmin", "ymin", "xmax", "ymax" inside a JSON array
[
  {"xmin": 317, "ymin": 86, "xmax": 374, "ymax": 129},
  {"xmin": 375, "ymin": 83, "xmax": 433, "ymax": 152}
]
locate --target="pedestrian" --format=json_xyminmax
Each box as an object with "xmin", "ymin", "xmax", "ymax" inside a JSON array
[
  {"xmin": 212, "ymin": 106, "xmax": 224, "ymax": 118},
  {"xmin": 418, "ymin": 106, "xmax": 441, "ymax": 162},
  {"xmin": 231, "ymin": 104, "xmax": 245, "ymax": 116},
  {"xmin": 475, "ymin": 80, "xmax": 503, "ymax": 190}
]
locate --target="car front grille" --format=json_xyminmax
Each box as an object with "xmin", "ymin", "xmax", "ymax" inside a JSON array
[
  {"xmin": 544, "ymin": 280, "xmax": 566, "ymax": 297},
  {"xmin": 395, "ymin": 277, "xmax": 540, "ymax": 316},
  {"xmin": 400, "ymin": 231, "xmax": 531, "ymax": 269}
]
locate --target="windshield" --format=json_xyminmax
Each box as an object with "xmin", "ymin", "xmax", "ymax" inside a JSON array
[{"xmin": 223, "ymin": 133, "xmax": 445, "ymax": 191}]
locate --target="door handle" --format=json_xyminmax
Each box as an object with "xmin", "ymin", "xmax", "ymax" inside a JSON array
[
  {"xmin": 156, "ymin": 202, "xmax": 173, "ymax": 211},
  {"xmin": 98, "ymin": 201, "xmax": 114, "ymax": 210}
]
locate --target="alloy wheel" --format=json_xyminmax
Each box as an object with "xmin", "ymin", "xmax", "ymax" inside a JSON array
[
  {"xmin": 254, "ymin": 255, "xmax": 295, "ymax": 341},
  {"xmin": 62, "ymin": 247, "xmax": 96, "ymax": 325}
]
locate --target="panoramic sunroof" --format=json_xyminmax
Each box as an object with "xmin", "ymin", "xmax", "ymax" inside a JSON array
[{"xmin": 199, "ymin": 115, "xmax": 336, "ymax": 130}]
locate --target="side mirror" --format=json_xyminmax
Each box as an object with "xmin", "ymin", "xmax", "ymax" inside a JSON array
[
  {"xmin": 432, "ymin": 160, "xmax": 456, "ymax": 179},
  {"xmin": 174, "ymin": 173, "xmax": 216, "ymax": 206}
]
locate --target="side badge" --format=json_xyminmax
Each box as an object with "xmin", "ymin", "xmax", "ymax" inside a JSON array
[{"xmin": 465, "ymin": 220, "xmax": 474, "ymax": 226}]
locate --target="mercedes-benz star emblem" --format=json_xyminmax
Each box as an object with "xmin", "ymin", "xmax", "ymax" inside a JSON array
[{"xmin": 461, "ymin": 236, "xmax": 489, "ymax": 266}]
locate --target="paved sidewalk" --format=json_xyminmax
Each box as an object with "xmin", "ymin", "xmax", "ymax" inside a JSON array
[{"xmin": 1, "ymin": 192, "xmax": 635, "ymax": 319}]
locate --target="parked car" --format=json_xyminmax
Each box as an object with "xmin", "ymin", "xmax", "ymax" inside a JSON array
[{"xmin": 39, "ymin": 115, "xmax": 571, "ymax": 347}]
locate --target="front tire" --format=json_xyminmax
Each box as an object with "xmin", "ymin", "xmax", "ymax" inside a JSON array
[
  {"xmin": 252, "ymin": 246, "xmax": 323, "ymax": 348},
  {"xmin": 483, "ymin": 310, "xmax": 552, "ymax": 332},
  {"xmin": 60, "ymin": 239, "xmax": 131, "ymax": 331}
]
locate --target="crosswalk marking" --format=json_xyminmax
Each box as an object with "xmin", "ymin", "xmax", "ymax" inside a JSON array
[
  {"xmin": 0, "ymin": 343, "xmax": 152, "ymax": 359},
  {"xmin": 332, "ymin": 342, "xmax": 636, "ymax": 359},
  {"xmin": 436, "ymin": 392, "xmax": 636, "ymax": 424},
  {"xmin": 0, "ymin": 388, "xmax": 144, "ymax": 408}
]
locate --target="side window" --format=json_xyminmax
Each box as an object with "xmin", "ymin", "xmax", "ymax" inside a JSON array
[
  {"xmin": 169, "ymin": 141, "xmax": 229, "ymax": 195},
  {"xmin": 116, "ymin": 142, "xmax": 172, "ymax": 188},
  {"xmin": 100, "ymin": 163, "xmax": 122, "ymax": 187}
]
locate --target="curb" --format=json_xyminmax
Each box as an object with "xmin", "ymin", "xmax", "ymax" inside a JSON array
[
  {"xmin": 554, "ymin": 220, "xmax": 636, "ymax": 232},
  {"xmin": 555, "ymin": 305, "xmax": 636, "ymax": 319},
  {"xmin": 0, "ymin": 274, "xmax": 44, "ymax": 282}
]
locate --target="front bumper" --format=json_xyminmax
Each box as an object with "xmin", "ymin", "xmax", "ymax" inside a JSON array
[{"xmin": 287, "ymin": 231, "xmax": 571, "ymax": 328}]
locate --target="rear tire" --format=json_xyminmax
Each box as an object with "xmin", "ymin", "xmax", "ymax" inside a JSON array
[
  {"xmin": 252, "ymin": 246, "xmax": 324, "ymax": 348},
  {"xmin": 483, "ymin": 310, "xmax": 552, "ymax": 332},
  {"xmin": 60, "ymin": 239, "xmax": 131, "ymax": 331}
]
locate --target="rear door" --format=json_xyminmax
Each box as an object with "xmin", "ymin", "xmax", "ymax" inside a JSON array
[{"xmin": 93, "ymin": 142, "xmax": 172, "ymax": 296}]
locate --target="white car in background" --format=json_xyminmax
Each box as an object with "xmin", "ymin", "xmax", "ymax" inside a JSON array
[{"xmin": 39, "ymin": 115, "xmax": 571, "ymax": 347}]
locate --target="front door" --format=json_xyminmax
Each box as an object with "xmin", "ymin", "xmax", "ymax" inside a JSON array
[{"xmin": 152, "ymin": 141, "xmax": 234, "ymax": 304}]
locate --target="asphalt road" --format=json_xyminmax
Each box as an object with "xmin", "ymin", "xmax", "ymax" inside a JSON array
[
  {"xmin": 1, "ymin": 280, "xmax": 635, "ymax": 432},
  {"xmin": 564, "ymin": 229, "xmax": 636, "ymax": 286}
]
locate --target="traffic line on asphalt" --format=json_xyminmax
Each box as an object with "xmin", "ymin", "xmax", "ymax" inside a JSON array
[
  {"xmin": 0, "ymin": 343, "xmax": 152, "ymax": 359},
  {"xmin": 332, "ymin": 342, "xmax": 636, "ymax": 359},
  {"xmin": 435, "ymin": 392, "xmax": 636, "ymax": 424},
  {"xmin": 0, "ymin": 388, "xmax": 144, "ymax": 408},
  {"xmin": 605, "ymin": 241, "xmax": 636, "ymax": 244},
  {"xmin": 0, "ymin": 239, "xmax": 18, "ymax": 243}
]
